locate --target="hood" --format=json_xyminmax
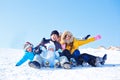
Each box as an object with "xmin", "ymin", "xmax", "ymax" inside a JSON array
[{"xmin": 61, "ymin": 31, "xmax": 74, "ymax": 44}]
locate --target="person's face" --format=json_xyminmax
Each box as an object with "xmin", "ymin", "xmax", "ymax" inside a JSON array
[
  {"xmin": 26, "ymin": 47, "xmax": 32, "ymax": 52},
  {"xmin": 65, "ymin": 35, "xmax": 71, "ymax": 40},
  {"xmin": 48, "ymin": 47, "xmax": 54, "ymax": 52},
  {"xmin": 64, "ymin": 35, "xmax": 71, "ymax": 44},
  {"xmin": 51, "ymin": 34, "xmax": 59, "ymax": 41}
]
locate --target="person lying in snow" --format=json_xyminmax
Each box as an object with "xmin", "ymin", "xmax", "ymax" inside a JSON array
[
  {"xmin": 60, "ymin": 31, "xmax": 107, "ymax": 67},
  {"xmin": 15, "ymin": 42, "xmax": 35, "ymax": 66}
]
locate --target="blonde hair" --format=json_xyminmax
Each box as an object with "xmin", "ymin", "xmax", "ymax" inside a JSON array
[{"xmin": 61, "ymin": 31, "xmax": 74, "ymax": 44}]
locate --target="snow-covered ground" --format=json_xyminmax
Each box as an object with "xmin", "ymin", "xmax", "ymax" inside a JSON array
[{"xmin": 0, "ymin": 48, "xmax": 120, "ymax": 80}]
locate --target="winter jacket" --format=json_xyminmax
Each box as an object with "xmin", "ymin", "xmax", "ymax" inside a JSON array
[
  {"xmin": 60, "ymin": 31, "xmax": 96, "ymax": 54},
  {"xmin": 34, "ymin": 38, "xmax": 62, "ymax": 54},
  {"xmin": 16, "ymin": 50, "xmax": 34, "ymax": 66},
  {"xmin": 40, "ymin": 51, "xmax": 60, "ymax": 67},
  {"xmin": 66, "ymin": 38, "xmax": 95, "ymax": 54},
  {"xmin": 40, "ymin": 45, "xmax": 60, "ymax": 67}
]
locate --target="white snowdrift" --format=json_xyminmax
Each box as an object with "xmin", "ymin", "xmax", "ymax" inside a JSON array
[{"xmin": 0, "ymin": 48, "xmax": 120, "ymax": 80}]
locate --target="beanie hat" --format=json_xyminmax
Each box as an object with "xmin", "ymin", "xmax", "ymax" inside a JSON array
[
  {"xmin": 24, "ymin": 42, "xmax": 33, "ymax": 50},
  {"xmin": 50, "ymin": 30, "xmax": 59, "ymax": 37},
  {"xmin": 45, "ymin": 41, "xmax": 55, "ymax": 51}
]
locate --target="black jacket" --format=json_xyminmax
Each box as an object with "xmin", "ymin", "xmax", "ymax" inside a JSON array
[{"xmin": 34, "ymin": 38, "xmax": 62, "ymax": 54}]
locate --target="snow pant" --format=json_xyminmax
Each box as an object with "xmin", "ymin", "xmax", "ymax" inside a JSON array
[
  {"xmin": 59, "ymin": 56, "xmax": 69, "ymax": 67},
  {"xmin": 33, "ymin": 54, "xmax": 42, "ymax": 65},
  {"xmin": 61, "ymin": 49, "xmax": 80, "ymax": 65},
  {"xmin": 29, "ymin": 52, "xmax": 70, "ymax": 68},
  {"xmin": 78, "ymin": 53, "xmax": 104, "ymax": 67}
]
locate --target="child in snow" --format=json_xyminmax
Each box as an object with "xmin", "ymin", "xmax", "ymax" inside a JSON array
[
  {"xmin": 15, "ymin": 42, "xmax": 35, "ymax": 66},
  {"xmin": 40, "ymin": 41, "xmax": 60, "ymax": 68}
]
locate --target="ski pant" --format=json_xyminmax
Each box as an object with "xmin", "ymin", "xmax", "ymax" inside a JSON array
[
  {"xmin": 78, "ymin": 53, "xmax": 103, "ymax": 67},
  {"xmin": 32, "ymin": 53, "xmax": 69, "ymax": 68},
  {"xmin": 61, "ymin": 49, "xmax": 80, "ymax": 64}
]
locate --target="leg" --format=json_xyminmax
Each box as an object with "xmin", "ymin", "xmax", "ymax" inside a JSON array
[
  {"xmin": 28, "ymin": 61, "xmax": 41, "ymax": 69},
  {"xmin": 71, "ymin": 49, "xmax": 80, "ymax": 66},
  {"xmin": 59, "ymin": 56, "xmax": 72, "ymax": 69},
  {"xmin": 28, "ymin": 54, "xmax": 42, "ymax": 69},
  {"xmin": 100, "ymin": 54, "xmax": 107, "ymax": 65},
  {"xmin": 62, "ymin": 49, "xmax": 73, "ymax": 61},
  {"xmin": 78, "ymin": 53, "xmax": 97, "ymax": 67}
]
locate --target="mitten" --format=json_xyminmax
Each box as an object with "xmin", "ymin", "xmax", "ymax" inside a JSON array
[
  {"xmin": 57, "ymin": 49, "xmax": 62, "ymax": 53},
  {"xmin": 40, "ymin": 46, "xmax": 47, "ymax": 52},
  {"xmin": 94, "ymin": 35, "xmax": 101, "ymax": 40}
]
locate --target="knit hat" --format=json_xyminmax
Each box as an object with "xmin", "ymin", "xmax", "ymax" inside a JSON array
[
  {"xmin": 50, "ymin": 30, "xmax": 59, "ymax": 37},
  {"xmin": 24, "ymin": 42, "xmax": 33, "ymax": 50},
  {"xmin": 45, "ymin": 41, "xmax": 55, "ymax": 51}
]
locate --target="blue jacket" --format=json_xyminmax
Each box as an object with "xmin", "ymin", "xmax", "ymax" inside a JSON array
[{"xmin": 16, "ymin": 50, "xmax": 34, "ymax": 66}]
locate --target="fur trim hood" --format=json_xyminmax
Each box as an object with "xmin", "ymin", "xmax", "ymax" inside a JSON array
[{"xmin": 61, "ymin": 31, "xmax": 74, "ymax": 44}]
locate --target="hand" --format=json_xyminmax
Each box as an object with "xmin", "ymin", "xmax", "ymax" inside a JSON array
[
  {"xmin": 57, "ymin": 49, "xmax": 62, "ymax": 53},
  {"xmin": 94, "ymin": 35, "xmax": 101, "ymax": 40},
  {"xmin": 40, "ymin": 46, "xmax": 47, "ymax": 52}
]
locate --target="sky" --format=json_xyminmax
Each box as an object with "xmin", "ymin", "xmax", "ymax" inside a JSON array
[{"xmin": 0, "ymin": 0, "xmax": 120, "ymax": 49}]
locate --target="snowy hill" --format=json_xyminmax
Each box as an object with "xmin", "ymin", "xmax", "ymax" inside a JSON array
[
  {"xmin": 97, "ymin": 46, "xmax": 120, "ymax": 51},
  {"xmin": 0, "ymin": 48, "xmax": 120, "ymax": 80}
]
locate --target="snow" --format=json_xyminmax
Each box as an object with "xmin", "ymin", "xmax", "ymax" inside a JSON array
[{"xmin": 0, "ymin": 48, "xmax": 120, "ymax": 80}]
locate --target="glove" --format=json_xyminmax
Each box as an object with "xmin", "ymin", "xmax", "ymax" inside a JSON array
[
  {"xmin": 94, "ymin": 35, "xmax": 101, "ymax": 40},
  {"xmin": 57, "ymin": 49, "xmax": 62, "ymax": 53},
  {"xmin": 40, "ymin": 46, "xmax": 47, "ymax": 52}
]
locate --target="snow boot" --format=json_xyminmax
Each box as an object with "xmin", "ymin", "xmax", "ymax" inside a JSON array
[
  {"xmin": 44, "ymin": 61, "xmax": 50, "ymax": 67},
  {"xmin": 70, "ymin": 58, "xmax": 77, "ymax": 67},
  {"xmin": 28, "ymin": 61, "xmax": 41, "ymax": 69},
  {"xmin": 55, "ymin": 62, "xmax": 61, "ymax": 68},
  {"xmin": 101, "ymin": 54, "xmax": 107, "ymax": 65},
  {"xmin": 63, "ymin": 62, "xmax": 72, "ymax": 69}
]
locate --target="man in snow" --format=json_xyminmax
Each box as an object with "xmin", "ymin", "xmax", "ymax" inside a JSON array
[{"xmin": 29, "ymin": 30, "xmax": 72, "ymax": 69}]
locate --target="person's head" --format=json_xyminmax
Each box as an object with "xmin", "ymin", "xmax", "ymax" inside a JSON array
[
  {"xmin": 45, "ymin": 41, "xmax": 55, "ymax": 52},
  {"xmin": 24, "ymin": 42, "xmax": 33, "ymax": 52},
  {"xmin": 61, "ymin": 31, "xmax": 74, "ymax": 44},
  {"xmin": 50, "ymin": 30, "xmax": 59, "ymax": 41}
]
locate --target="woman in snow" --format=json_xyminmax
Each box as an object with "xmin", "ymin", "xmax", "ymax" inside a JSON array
[{"xmin": 60, "ymin": 31, "xmax": 107, "ymax": 67}]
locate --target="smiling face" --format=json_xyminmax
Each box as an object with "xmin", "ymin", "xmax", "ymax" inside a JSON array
[
  {"xmin": 26, "ymin": 47, "xmax": 32, "ymax": 52},
  {"xmin": 61, "ymin": 31, "xmax": 74, "ymax": 44},
  {"xmin": 45, "ymin": 41, "xmax": 55, "ymax": 52},
  {"xmin": 51, "ymin": 34, "xmax": 59, "ymax": 41}
]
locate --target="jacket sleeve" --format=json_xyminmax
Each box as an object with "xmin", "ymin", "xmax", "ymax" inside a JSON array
[
  {"xmin": 77, "ymin": 37, "xmax": 95, "ymax": 46},
  {"xmin": 15, "ymin": 53, "xmax": 28, "ymax": 66}
]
